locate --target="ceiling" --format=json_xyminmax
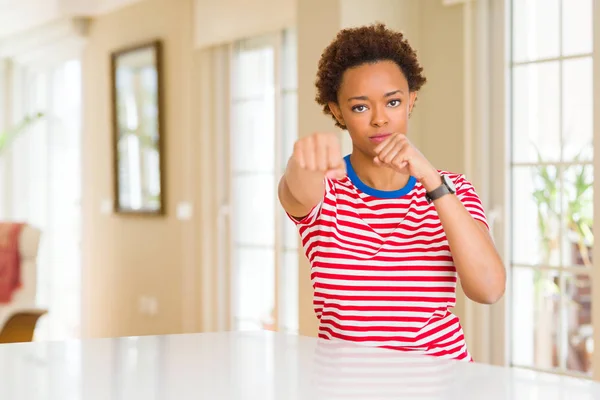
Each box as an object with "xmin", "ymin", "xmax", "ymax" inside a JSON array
[
  {"xmin": 0, "ymin": 0, "xmax": 61, "ymax": 38},
  {"xmin": 0, "ymin": 0, "xmax": 144, "ymax": 39}
]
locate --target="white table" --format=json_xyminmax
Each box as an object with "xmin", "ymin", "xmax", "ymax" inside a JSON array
[{"xmin": 0, "ymin": 330, "xmax": 599, "ymax": 399}]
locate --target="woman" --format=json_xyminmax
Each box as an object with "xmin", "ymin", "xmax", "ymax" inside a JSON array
[{"xmin": 278, "ymin": 23, "xmax": 505, "ymax": 361}]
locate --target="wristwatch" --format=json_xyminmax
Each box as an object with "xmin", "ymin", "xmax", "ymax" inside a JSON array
[{"xmin": 425, "ymin": 174, "xmax": 456, "ymax": 203}]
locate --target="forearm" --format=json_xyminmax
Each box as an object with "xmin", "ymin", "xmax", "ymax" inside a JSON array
[
  {"xmin": 432, "ymin": 193, "xmax": 506, "ymax": 304},
  {"xmin": 370, "ymin": 134, "xmax": 506, "ymax": 304},
  {"xmin": 278, "ymin": 158, "xmax": 326, "ymax": 218}
]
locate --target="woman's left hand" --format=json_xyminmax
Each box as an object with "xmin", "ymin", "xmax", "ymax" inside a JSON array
[{"xmin": 373, "ymin": 133, "xmax": 441, "ymax": 192}]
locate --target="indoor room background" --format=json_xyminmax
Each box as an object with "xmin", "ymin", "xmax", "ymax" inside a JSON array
[{"xmin": 0, "ymin": 0, "xmax": 598, "ymax": 382}]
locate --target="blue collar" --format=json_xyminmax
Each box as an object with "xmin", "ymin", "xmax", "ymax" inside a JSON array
[{"xmin": 344, "ymin": 155, "xmax": 416, "ymax": 199}]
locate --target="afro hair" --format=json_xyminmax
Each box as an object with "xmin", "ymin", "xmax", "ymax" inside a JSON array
[{"xmin": 315, "ymin": 23, "xmax": 427, "ymax": 128}]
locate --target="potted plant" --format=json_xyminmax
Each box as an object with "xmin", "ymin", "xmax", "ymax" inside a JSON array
[{"xmin": 531, "ymin": 145, "xmax": 593, "ymax": 371}]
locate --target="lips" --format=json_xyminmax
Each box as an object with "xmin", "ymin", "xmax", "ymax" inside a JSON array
[{"xmin": 369, "ymin": 133, "xmax": 392, "ymax": 143}]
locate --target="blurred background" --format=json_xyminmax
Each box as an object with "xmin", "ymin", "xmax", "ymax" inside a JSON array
[{"xmin": 0, "ymin": 0, "xmax": 598, "ymax": 382}]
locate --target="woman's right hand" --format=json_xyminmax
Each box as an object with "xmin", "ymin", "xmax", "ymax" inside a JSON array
[
  {"xmin": 278, "ymin": 133, "xmax": 346, "ymax": 219},
  {"xmin": 291, "ymin": 132, "xmax": 346, "ymax": 180}
]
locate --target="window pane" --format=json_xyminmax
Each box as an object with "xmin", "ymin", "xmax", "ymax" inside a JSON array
[
  {"xmin": 12, "ymin": 72, "xmax": 49, "ymax": 224},
  {"xmin": 512, "ymin": 62, "xmax": 561, "ymax": 163},
  {"xmin": 511, "ymin": 267, "xmax": 560, "ymax": 369},
  {"xmin": 233, "ymin": 247, "xmax": 275, "ymax": 330},
  {"xmin": 0, "ymin": 63, "xmax": 4, "ymax": 219},
  {"xmin": 512, "ymin": 166, "xmax": 562, "ymax": 266},
  {"xmin": 512, "ymin": 0, "xmax": 560, "ymax": 62},
  {"xmin": 562, "ymin": 57, "xmax": 593, "ymax": 162},
  {"xmin": 232, "ymin": 174, "xmax": 275, "ymax": 246},
  {"xmin": 281, "ymin": 92, "xmax": 297, "ymax": 172},
  {"xmin": 282, "ymin": 29, "xmax": 298, "ymax": 91},
  {"xmin": 0, "ymin": 157, "xmax": 6, "ymax": 218},
  {"xmin": 9, "ymin": 62, "xmax": 83, "ymax": 341},
  {"xmin": 231, "ymin": 98, "xmax": 275, "ymax": 174},
  {"xmin": 234, "ymin": 318, "xmax": 263, "ymax": 331},
  {"xmin": 562, "ymin": 164, "xmax": 593, "ymax": 267},
  {"xmin": 510, "ymin": 0, "xmax": 595, "ymax": 378},
  {"xmin": 562, "ymin": 0, "xmax": 593, "ymax": 56},
  {"xmin": 279, "ymin": 249, "xmax": 299, "ymax": 333},
  {"xmin": 233, "ymin": 46, "xmax": 274, "ymax": 99},
  {"xmin": 563, "ymin": 272, "xmax": 593, "ymax": 375},
  {"xmin": 232, "ymin": 40, "xmax": 276, "ymax": 174},
  {"xmin": 282, "ymin": 208, "xmax": 299, "ymax": 250}
]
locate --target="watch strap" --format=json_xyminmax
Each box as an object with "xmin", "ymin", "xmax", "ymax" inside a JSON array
[
  {"xmin": 425, "ymin": 175, "xmax": 456, "ymax": 203},
  {"xmin": 425, "ymin": 184, "xmax": 451, "ymax": 203}
]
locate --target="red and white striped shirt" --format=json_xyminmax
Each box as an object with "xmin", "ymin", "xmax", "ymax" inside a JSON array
[{"xmin": 289, "ymin": 155, "xmax": 489, "ymax": 361}]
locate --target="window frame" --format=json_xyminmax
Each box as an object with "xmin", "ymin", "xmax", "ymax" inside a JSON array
[
  {"xmin": 226, "ymin": 28, "xmax": 299, "ymax": 334},
  {"xmin": 486, "ymin": 0, "xmax": 600, "ymax": 380}
]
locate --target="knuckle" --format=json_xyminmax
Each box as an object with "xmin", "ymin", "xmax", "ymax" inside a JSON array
[
  {"xmin": 304, "ymin": 136, "xmax": 315, "ymax": 148},
  {"xmin": 314, "ymin": 133, "xmax": 325, "ymax": 145},
  {"xmin": 293, "ymin": 142, "xmax": 304, "ymax": 156}
]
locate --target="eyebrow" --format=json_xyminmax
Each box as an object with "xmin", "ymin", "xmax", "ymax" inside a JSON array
[{"xmin": 347, "ymin": 89, "xmax": 403, "ymax": 102}]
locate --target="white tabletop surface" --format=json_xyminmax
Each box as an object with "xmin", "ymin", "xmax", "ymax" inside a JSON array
[{"xmin": 1, "ymin": 330, "xmax": 599, "ymax": 399}]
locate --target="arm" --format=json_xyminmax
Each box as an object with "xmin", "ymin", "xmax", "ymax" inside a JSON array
[
  {"xmin": 278, "ymin": 132, "xmax": 346, "ymax": 219},
  {"xmin": 278, "ymin": 157, "xmax": 326, "ymax": 219},
  {"xmin": 421, "ymin": 176, "xmax": 506, "ymax": 304},
  {"xmin": 373, "ymin": 133, "xmax": 506, "ymax": 305}
]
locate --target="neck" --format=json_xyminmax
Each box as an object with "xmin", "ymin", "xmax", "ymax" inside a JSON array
[{"xmin": 349, "ymin": 148, "xmax": 411, "ymax": 191}]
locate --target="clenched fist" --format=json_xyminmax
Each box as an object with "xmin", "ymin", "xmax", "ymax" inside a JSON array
[
  {"xmin": 373, "ymin": 133, "xmax": 441, "ymax": 191},
  {"xmin": 292, "ymin": 133, "xmax": 346, "ymax": 180}
]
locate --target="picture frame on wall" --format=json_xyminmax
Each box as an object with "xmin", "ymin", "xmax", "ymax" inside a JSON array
[{"xmin": 110, "ymin": 39, "xmax": 165, "ymax": 216}]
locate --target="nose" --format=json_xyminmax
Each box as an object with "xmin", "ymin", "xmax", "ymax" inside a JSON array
[{"xmin": 370, "ymin": 106, "xmax": 388, "ymax": 127}]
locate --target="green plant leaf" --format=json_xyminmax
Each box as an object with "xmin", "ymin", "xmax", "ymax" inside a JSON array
[{"xmin": 0, "ymin": 112, "xmax": 45, "ymax": 155}]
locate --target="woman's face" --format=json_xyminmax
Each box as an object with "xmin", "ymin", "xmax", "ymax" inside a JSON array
[{"xmin": 328, "ymin": 60, "xmax": 417, "ymax": 158}]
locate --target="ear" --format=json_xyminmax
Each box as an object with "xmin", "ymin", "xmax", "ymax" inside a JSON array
[
  {"xmin": 328, "ymin": 102, "xmax": 345, "ymax": 127},
  {"xmin": 408, "ymin": 92, "xmax": 418, "ymax": 115}
]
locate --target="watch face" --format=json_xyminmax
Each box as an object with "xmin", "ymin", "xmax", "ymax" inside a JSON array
[{"xmin": 443, "ymin": 175, "xmax": 456, "ymax": 192}]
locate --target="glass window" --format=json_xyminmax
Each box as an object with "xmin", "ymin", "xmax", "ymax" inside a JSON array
[
  {"xmin": 7, "ymin": 59, "xmax": 82, "ymax": 341},
  {"xmin": 230, "ymin": 29, "xmax": 299, "ymax": 334},
  {"xmin": 510, "ymin": 0, "xmax": 593, "ymax": 376},
  {"xmin": 0, "ymin": 60, "xmax": 6, "ymax": 219}
]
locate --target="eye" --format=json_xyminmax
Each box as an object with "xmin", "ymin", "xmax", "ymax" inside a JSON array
[
  {"xmin": 388, "ymin": 99, "xmax": 401, "ymax": 107},
  {"xmin": 351, "ymin": 105, "xmax": 368, "ymax": 113}
]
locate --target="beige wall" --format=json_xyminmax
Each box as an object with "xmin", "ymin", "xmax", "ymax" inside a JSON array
[
  {"xmin": 193, "ymin": 0, "xmax": 295, "ymax": 48},
  {"xmin": 81, "ymin": 0, "xmax": 197, "ymax": 338},
  {"xmin": 80, "ymin": 0, "xmax": 297, "ymax": 340},
  {"xmin": 418, "ymin": 1, "xmax": 466, "ymax": 173}
]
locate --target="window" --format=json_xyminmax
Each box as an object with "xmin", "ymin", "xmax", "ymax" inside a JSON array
[
  {"xmin": 278, "ymin": 29, "xmax": 300, "ymax": 334},
  {"xmin": 510, "ymin": 0, "xmax": 593, "ymax": 376},
  {"xmin": 0, "ymin": 60, "xmax": 6, "ymax": 216},
  {"xmin": 229, "ymin": 29, "xmax": 299, "ymax": 333},
  {"xmin": 7, "ymin": 59, "xmax": 83, "ymax": 341}
]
